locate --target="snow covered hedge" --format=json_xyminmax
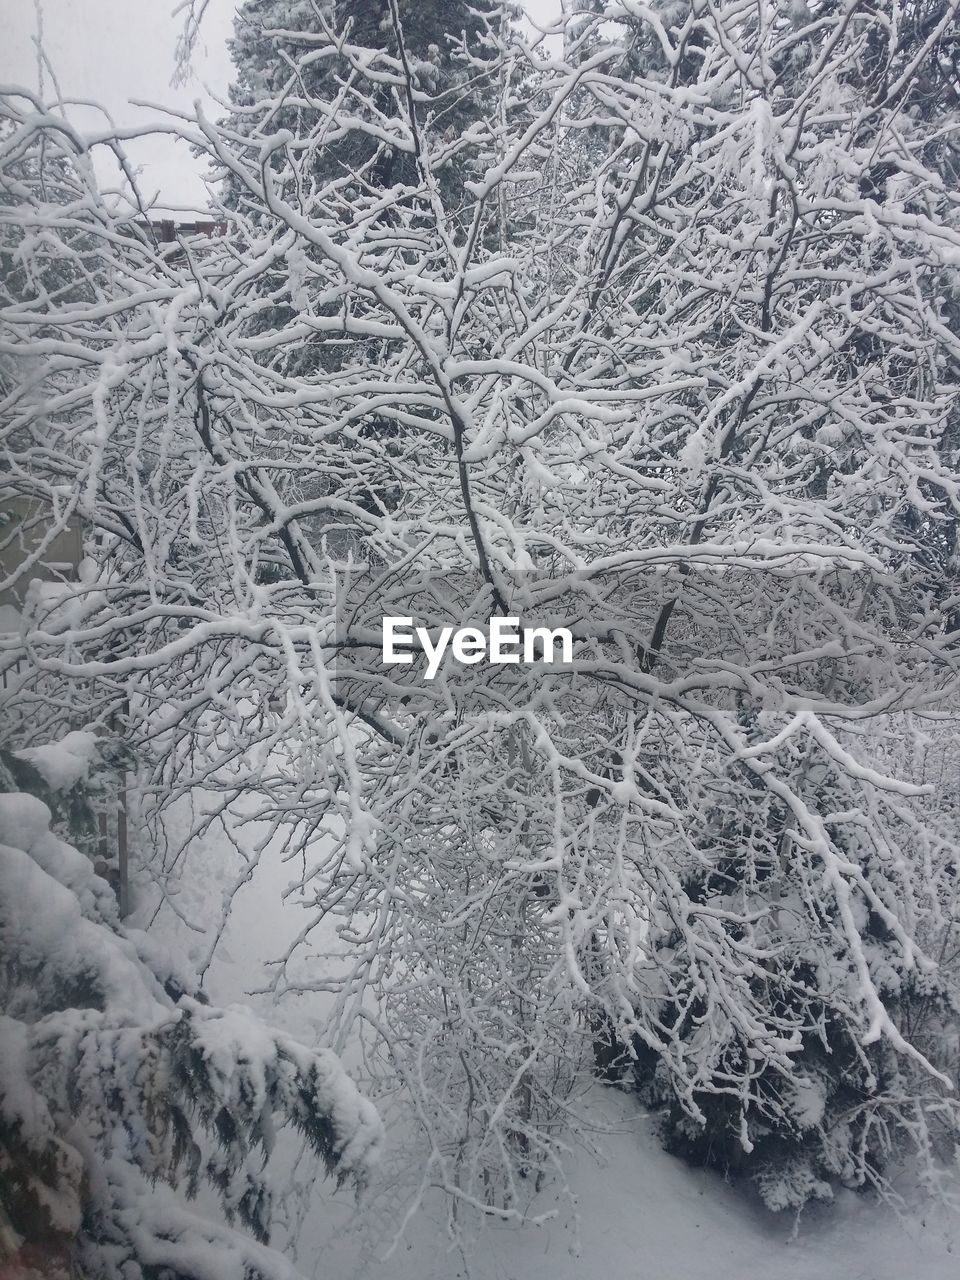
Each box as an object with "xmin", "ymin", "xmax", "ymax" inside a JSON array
[{"xmin": 0, "ymin": 788, "xmax": 381, "ymax": 1280}]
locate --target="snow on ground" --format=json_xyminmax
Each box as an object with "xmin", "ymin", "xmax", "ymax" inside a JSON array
[
  {"xmin": 135, "ymin": 796, "xmax": 960, "ymax": 1280},
  {"xmin": 438, "ymin": 1088, "xmax": 957, "ymax": 1280}
]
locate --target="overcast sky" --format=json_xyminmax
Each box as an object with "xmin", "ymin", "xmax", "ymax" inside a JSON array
[{"xmin": 0, "ymin": 0, "xmax": 561, "ymax": 214}]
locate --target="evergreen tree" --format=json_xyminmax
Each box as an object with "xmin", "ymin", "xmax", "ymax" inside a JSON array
[
  {"xmin": 222, "ymin": 0, "xmax": 505, "ymax": 215},
  {"xmin": 0, "ymin": 761, "xmax": 381, "ymax": 1279},
  {"xmin": 212, "ymin": 0, "xmax": 529, "ymax": 535}
]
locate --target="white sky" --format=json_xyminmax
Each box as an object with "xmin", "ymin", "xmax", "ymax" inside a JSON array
[{"xmin": 0, "ymin": 0, "xmax": 562, "ymax": 214}]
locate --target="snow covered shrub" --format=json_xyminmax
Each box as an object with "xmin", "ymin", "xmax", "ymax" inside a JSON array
[
  {"xmin": 0, "ymin": 783, "xmax": 381, "ymax": 1279},
  {"xmin": 630, "ymin": 930, "xmax": 955, "ymax": 1211},
  {"xmin": 624, "ymin": 761, "xmax": 960, "ymax": 1213}
]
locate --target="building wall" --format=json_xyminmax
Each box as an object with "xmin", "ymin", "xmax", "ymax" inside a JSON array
[{"xmin": 0, "ymin": 497, "xmax": 83, "ymax": 611}]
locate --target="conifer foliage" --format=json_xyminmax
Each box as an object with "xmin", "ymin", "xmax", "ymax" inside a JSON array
[{"xmin": 0, "ymin": 770, "xmax": 381, "ymax": 1278}]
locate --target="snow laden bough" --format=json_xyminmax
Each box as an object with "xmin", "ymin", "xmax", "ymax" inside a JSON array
[{"xmin": 0, "ymin": 789, "xmax": 382, "ymax": 1280}]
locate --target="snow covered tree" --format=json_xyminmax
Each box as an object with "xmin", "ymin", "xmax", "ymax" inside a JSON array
[
  {"xmin": 222, "ymin": 0, "xmax": 510, "ymax": 214},
  {"xmin": 0, "ymin": 764, "xmax": 381, "ymax": 1279},
  {"xmin": 211, "ymin": 0, "xmax": 530, "ymax": 526},
  {"xmin": 2, "ymin": 0, "xmax": 960, "ymax": 1238},
  {"xmin": 623, "ymin": 704, "xmax": 959, "ymax": 1210},
  {"xmin": 551, "ymin": 0, "xmax": 960, "ymax": 1207}
]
